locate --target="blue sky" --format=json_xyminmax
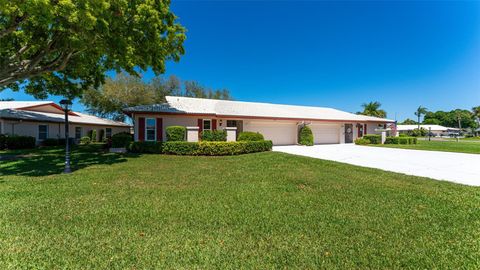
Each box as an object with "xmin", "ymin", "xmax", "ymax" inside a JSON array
[{"xmin": 1, "ymin": 1, "xmax": 479, "ymax": 121}]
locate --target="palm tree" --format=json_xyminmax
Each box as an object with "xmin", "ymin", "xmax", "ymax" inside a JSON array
[
  {"xmin": 414, "ymin": 106, "xmax": 428, "ymax": 129},
  {"xmin": 359, "ymin": 101, "xmax": 387, "ymax": 118},
  {"xmin": 473, "ymin": 106, "xmax": 480, "ymax": 135},
  {"xmin": 473, "ymin": 106, "xmax": 480, "ymax": 121}
]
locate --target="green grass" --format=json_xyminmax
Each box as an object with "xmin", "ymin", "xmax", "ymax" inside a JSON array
[
  {"xmin": 1, "ymin": 146, "xmax": 479, "ymax": 268},
  {"xmin": 373, "ymin": 139, "xmax": 480, "ymax": 154}
]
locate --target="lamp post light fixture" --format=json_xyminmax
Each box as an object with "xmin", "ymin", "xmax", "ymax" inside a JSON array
[{"xmin": 59, "ymin": 99, "xmax": 73, "ymax": 174}]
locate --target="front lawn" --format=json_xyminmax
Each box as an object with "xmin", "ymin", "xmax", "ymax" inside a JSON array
[
  {"xmin": 373, "ymin": 139, "xmax": 480, "ymax": 154},
  {"xmin": 1, "ymin": 146, "xmax": 479, "ymax": 268}
]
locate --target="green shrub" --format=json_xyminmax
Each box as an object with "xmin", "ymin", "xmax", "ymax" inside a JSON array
[
  {"xmin": 111, "ymin": 132, "xmax": 133, "ymax": 148},
  {"xmin": 363, "ymin": 134, "xmax": 382, "ymax": 144},
  {"xmin": 80, "ymin": 136, "xmax": 91, "ymax": 145},
  {"xmin": 298, "ymin": 126, "xmax": 314, "ymax": 146},
  {"xmin": 201, "ymin": 130, "xmax": 227, "ymax": 141},
  {"xmin": 407, "ymin": 128, "xmax": 427, "ymax": 137},
  {"xmin": 166, "ymin": 126, "xmax": 186, "ymax": 141},
  {"xmin": 163, "ymin": 140, "xmax": 273, "ymax": 156},
  {"xmin": 237, "ymin": 131, "xmax": 264, "ymax": 141},
  {"xmin": 128, "ymin": 141, "xmax": 163, "ymax": 153},
  {"xmin": 385, "ymin": 136, "xmax": 417, "ymax": 145},
  {"xmin": 4, "ymin": 135, "xmax": 36, "ymax": 149},
  {"xmin": 42, "ymin": 138, "xmax": 62, "ymax": 146},
  {"xmin": 163, "ymin": 141, "xmax": 198, "ymax": 155},
  {"xmin": 355, "ymin": 138, "xmax": 370, "ymax": 145},
  {"xmin": 0, "ymin": 134, "xmax": 6, "ymax": 150},
  {"xmin": 91, "ymin": 129, "xmax": 97, "ymax": 142}
]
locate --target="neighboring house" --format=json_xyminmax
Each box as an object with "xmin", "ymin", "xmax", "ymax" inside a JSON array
[
  {"xmin": 124, "ymin": 96, "xmax": 394, "ymax": 145},
  {"xmin": 0, "ymin": 101, "xmax": 130, "ymax": 143},
  {"xmin": 396, "ymin": 124, "xmax": 460, "ymax": 137}
]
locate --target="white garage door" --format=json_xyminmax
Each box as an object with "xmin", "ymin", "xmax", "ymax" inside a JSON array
[
  {"xmin": 311, "ymin": 124, "xmax": 340, "ymax": 144},
  {"xmin": 247, "ymin": 122, "xmax": 297, "ymax": 145}
]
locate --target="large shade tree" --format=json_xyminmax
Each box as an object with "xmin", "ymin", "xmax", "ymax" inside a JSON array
[
  {"xmin": 357, "ymin": 101, "xmax": 387, "ymax": 118},
  {"xmin": 0, "ymin": 0, "xmax": 185, "ymax": 99},
  {"xmin": 82, "ymin": 73, "xmax": 232, "ymax": 121}
]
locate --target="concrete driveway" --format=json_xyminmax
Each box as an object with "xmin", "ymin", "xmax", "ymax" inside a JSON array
[{"xmin": 273, "ymin": 144, "xmax": 480, "ymax": 186}]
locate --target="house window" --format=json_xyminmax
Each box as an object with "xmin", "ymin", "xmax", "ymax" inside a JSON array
[
  {"xmin": 203, "ymin": 119, "xmax": 212, "ymax": 131},
  {"xmin": 145, "ymin": 118, "xmax": 156, "ymax": 141},
  {"xmin": 227, "ymin": 120, "xmax": 237, "ymax": 127},
  {"xmin": 38, "ymin": 125, "xmax": 48, "ymax": 140},
  {"xmin": 75, "ymin": 127, "xmax": 82, "ymax": 139},
  {"xmin": 106, "ymin": 128, "xmax": 112, "ymax": 138}
]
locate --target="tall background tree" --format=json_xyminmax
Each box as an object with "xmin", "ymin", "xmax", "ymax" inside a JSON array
[
  {"xmin": 0, "ymin": 0, "xmax": 185, "ymax": 99},
  {"xmin": 82, "ymin": 73, "xmax": 232, "ymax": 121},
  {"xmin": 473, "ymin": 106, "xmax": 480, "ymax": 123},
  {"xmin": 357, "ymin": 101, "xmax": 387, "ymax": 118},
  {"xmin": 423, "ymin": 109, "xmax": 478, "ymax": 129},
  {"xmin": 400, "ymin": 118, "xmax": 417, "ymax": 125},
  {"xmin": 414, "ymin": 106, "xmax": 428, "ymax": 129}
]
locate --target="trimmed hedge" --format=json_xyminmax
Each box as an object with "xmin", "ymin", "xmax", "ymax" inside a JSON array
[
  {"xmin": 355, "ymin": 138, "xmax": 370, "ymax": 145},
  {"xmin": 407, "ymin": 128, "xmax": 427, "ymax": 137},
  {"xmin": 237, "ymin": 132, "xmax": 264, "ymax": 141},
  {"xmin": 128, "ymin": 141, "xmax": 163, "ymax": 154},
  {"xmin": 201, "ymin": 130, "xmax": 227, "ymax": 141},
  {"xmin": 3, "ymin": 135, "xmax": 36, "ymax": 149},
  {"xmin": 363, "ymin": 134, "xmax": 382, "ymax": 144},
  {"xmin": 163, "ymin": 141, "xmax": 273, "ymax": 156},
  {"xmin": 80, "ymin": 136, "xmax": 91, "ymax": 145},
  {"xmin": 0, "ymin": 134, "xmax": 6, "ymax": 150},
  {"xmin": 298, "ymin": 126, "xmax": 314, "ymax": 146},
  {"xmin": 111, "ymin": 132, "xmax": 133, "ymax": 148},
  {"xmin": 385, "ymin": 136, "xmax": 417, "ymax": 145},
  {"xmin": 166, "ymin": 126, "xmax": 186, "ymax": 141},
  {"xmin": 41, "ymin": 138, "xmax": 75, "ymax": 146}
]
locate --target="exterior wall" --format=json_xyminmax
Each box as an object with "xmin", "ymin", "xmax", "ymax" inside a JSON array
[
  {"xmin": 0, "ymin": 119, "xmax": 129, "ymax": 143},
  {"xmin": 131, "ymin": 113, "xmax": 390, "ymax": 145},
  {"xmin": 366, "ymin": 123, "xmax": 383, "ymax": 135}
]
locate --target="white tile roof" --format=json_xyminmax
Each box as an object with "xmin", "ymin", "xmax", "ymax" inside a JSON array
[
  {"xmin": 0, "ymin": 101, "xmax": 130, "ymax": 127},
  {"xmin": 125, "ymin": 96, "xmax": 394, "ymax": 122},
  {"xmin": 126, "ymin": 96, "xmax": 394, "ymax": 123},
  {"xmin": 0, "ymin": 101, "xmax": 52, "ymax": 110},
  {"xmin": 396, "ymin": 125, "xmax": 460, "ymax": 131}
]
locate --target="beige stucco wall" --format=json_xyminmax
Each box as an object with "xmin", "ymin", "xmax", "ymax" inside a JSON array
[
  {"xmin": 132, "ymin": 113, "xmax": 388, "ymax": 145},
  {"xmin": 0, "ymin": 119, "xmax": 129, "ymax": 143}
]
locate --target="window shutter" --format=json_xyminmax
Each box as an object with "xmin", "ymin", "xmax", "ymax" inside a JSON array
[
  {"xmin": 156, "ymin": 118, "xmax": 163, "ymax": 142},
  {"xmin": 138, "ymin": 117, "xmax": 145, "ymax": 141},
  {"xmin": 212, "ymin": 119, "xmax": 217, "ymax": 130},
  {"xmin": 364, "ymin": 124, "xmax": 367, "ymax": 135},
  {"xmin": 198, "ymin": 119, "xmax": 203, "ymax": 133}
]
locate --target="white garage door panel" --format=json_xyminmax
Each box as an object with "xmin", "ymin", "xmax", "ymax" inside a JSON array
[
  {"xmin": 247, "ymin": 122, "xmax": 297, "ymax": 145},
  {"xmin": 311, "ymin": 124, "xmax": 340, "ymax": 144}
]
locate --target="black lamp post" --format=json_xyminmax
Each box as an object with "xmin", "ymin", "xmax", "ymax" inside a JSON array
[{"xmin": 60, "ymin": 99, "xmax": 72, "ymax": 174}]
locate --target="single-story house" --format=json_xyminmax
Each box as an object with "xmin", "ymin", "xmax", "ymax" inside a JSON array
[
  {"xmin": 396, "ymin": 124, "xmax": 460, "ymax": 137},
  {"xmin": 124, "ymin": 96, "xmax": 394, "ymax": 145},
  {"xmin": 0, "ymin": 101, "xmax": 130, "ymax": 143}
]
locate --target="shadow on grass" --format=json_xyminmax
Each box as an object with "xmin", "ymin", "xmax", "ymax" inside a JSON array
[{"xmin": 0, "ymin": 145, "xmax": 140, "ymax": 177}]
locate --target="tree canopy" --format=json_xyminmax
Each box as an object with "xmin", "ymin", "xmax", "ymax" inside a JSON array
[
  {"xmin": 0, "ymin": 0, "xmax": 185, "ymax": 99},
  {"xmin": 423, "ymin": 109, "xmax": 478, "ymax": 129},
  {"xmin": 400, "ymin": 118, "xmax": 417, "ymax": 125},
  {"xmin": 357, "ymin": 101, "xmax": 387, "ymax": 118},
  {"xmin": 82, "ymin": 73, "xmax": 232, "ymax": 121}
]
